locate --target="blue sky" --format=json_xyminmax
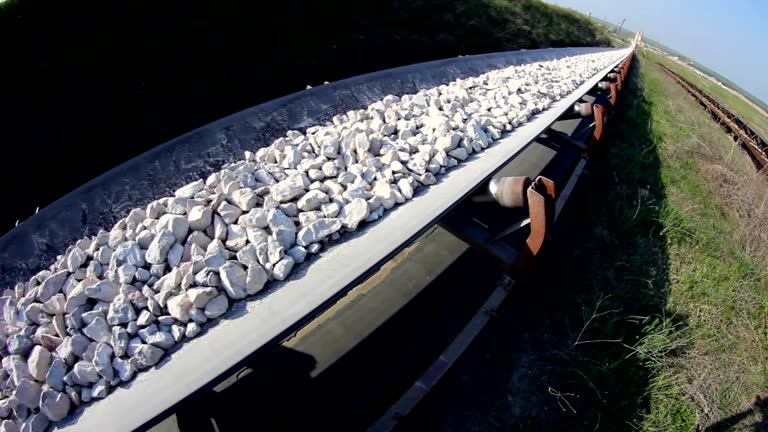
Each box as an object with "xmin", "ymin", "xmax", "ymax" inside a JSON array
[{"xmin": 545, "ymin": 0, "xmax": 768, "ymax": 104}]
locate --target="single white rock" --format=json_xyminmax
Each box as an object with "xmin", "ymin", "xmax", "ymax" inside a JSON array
[
  {"xmin": 235, "ymin": 243, "xmax": 259, "ymax": 267},
  {"xmin": 267, "ymin": 237, "xmax": 284, "ymax": 264},
  {"xmin": 146, "ymin": 201, "xmax": 166, "ymax": 219},
  {"xmin": 372, "ymin": 182, "xmax": 397, "ymax": 209},
  {"xmin": 321, "ymin": 202, "xmax": 341, "ymax": 218},
  {"xmin": 272, "ymin": 256, "xmax": 295, "ymax": 281},
  {"xmin": 21, "ymin": 414, "xmax": 50, "ymax": 432},
  {"xmin": 91, "ymin": 378, "xmax": 109, "ymax": 399},
  {"xmin": 466, "ymin": 119, "xmax": 490, "ymax": 146},
  {"xmin": 112, "ymin": 357, "xmax": 135, "ymax": 382},
  {"xmin": 27, "ymin": 345, "xmax": 52, "ymax": 382},
  {"xmin": 14, "ymin": 379, "xmax": 43, "ymax": 409},
  {"xmin": 42, "ymin": 294, "xmax": 65, "ymax": 315},
  {"xmin": 167, "ymin": 243, "xmax": 184, "ymax": 268},
  {"xmin": 117, "ymin": 263, "xmax": 137, "ymax": 284},
  {"xmin": 420, "ymin": 172, "xmax": 437, "ymax": 185},
  {"xmin": 204, "ymin": 294, "xmax": 228, "ymax": 319},
  {"xmin": 397, "ymin": 179, "xmax": 414, "ymax": 200},
  {"xmin": 299, "ymin": 211, "xmax": 324, "ymax": 227},
  {"xmin": 132, "ymin": 344, "xmax": 165, "ymax": 369},
  {"xmin": 231, "ymin": 188, "xmax": 259, "ymax": 211},
  {"xmin": 166, "ymin": 293, "xmax": 193, "ymax": 323},
  {"xmin": 217, "ymin": 202, "xmax": 243, "ymax": 224},
  {"xmin": 286, "ymin": 246, "xmax": 308, "ymax": 264},
  {"xmin": 188, "ymin": 205, "xmax": 213, "ymax": 231},
  {"xmin": 157, "ymin": 214, "xmax": 190, "ymax": 242},
  {"xmin": 187, "ymin": 287, "xmax": 219, "ymax": 308},
  {"xmin": 171, "ymin": 324, "xmax": 185, "ymax": 342},
  {"xmin": 219, "ymin": 262, "xmax": 248, "ymax": 299},
  {"xmin": 226, "ymin": 224, "xmax": 248, "ymax": 251},
  {"xmin": 84, "ymin": 280, "xmax": 120, "ymax": 302},
  {"xmin": 37, "ymin": 270, "xmax": 68, "ymax": 303},
  {"xmin": 146, "ymin": 230, "xmax": 177, "ymax": 264},
  {"xmin": 297, "ymin": 190, "xmax": 330, "ymax": 211},
  {"xmin": 339, "ymin": 198, "xmax": 369, "ymax": 230},
  {"xmin": 270, "ymin": 176, "xmax": 305, "ymax": 202},
  {"xmin": 146, "ymin": 329, "xmax": 175, "ymax": 350},
  {"xmin": 46, "ymin": 358, "xmax": 67, "ymax": 391},
  {"xmin": 71, "ymin": 361, "xmax": 100, "ymax": 386},
  {"xmin": 175, "ymin": 179, "xmax": 205, "ymax": 198},
  {"xmin": 448, "ymin": 148, "xmax": 468, "ymax": 161},
  {"xmin": 83, "ymin": 316, "xmax": 112, "ymax": 344},
  {"xmin": 93, "ymin": 342, "xmax": 114, "ymax": 381},
  {"xmin": 267, "ymin": 208, "xmax": 296, "ymax": 232},
  {"xmin": 39, "ymin": 389, "xmax": 71, "ymax": 421},
  {"xmin": 107, "ymin": 294, "xmax": 137, "ymax": 325},
  {"xmin": 203, "ymin": 248, "xmax": 228, "ymax": 270},
  {"xmin": 137, "ymin": 309, "xmax": 156, "ymax": 327},
  {"xmin": 112, "ymin": 242, "xmax": 144, "ymax": 267},
  {"xmin": 246, "ymin": 264, "xmax": 269, "ymax": 295},
  {"xmin": 8, "ymin": 334, "xmax": 33, "ymax": 355},
  {"xmin": 212, "ymin": 214, "xmax": 228, "ymax": 240},
  {"xmin": 296, "ymin": 218, "xmax": 342, "ymax": 246},
  {"xmin": 66, "ymin": 248, "xmax": 87, "ymax": 273},
  {"xmin": 239, "ymin": 208, "xmax": 269, "ymax": 228},
  {"xmin": 185, "ymin": 322, "xmax": 202, "ymax": 338}
]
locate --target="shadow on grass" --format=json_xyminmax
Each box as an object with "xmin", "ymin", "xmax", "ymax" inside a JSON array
[
  {"xmin": 397, "ymin": 59, "xmax": 690, "ymax": 430},
  {"xmin": 705, "ymin": 395, "xmax": 768, "ymax": 432}
]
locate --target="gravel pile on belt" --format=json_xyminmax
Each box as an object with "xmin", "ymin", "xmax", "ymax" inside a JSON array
[{"xmin": 0, "ymin": 50, "xmax": 621, "ymax": 431}]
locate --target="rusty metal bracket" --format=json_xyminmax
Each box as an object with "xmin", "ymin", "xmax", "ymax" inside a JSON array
[
  {"xmin": 508, "ymin": 176, "xmax": 556, "ymax": 274},
  {"xmin": 586, "ymin": 104, "xmax": 606, "ymax": 156},
  {"xmin": 609, "ymin": 83, "xmax": 618, "ymax": 108}
]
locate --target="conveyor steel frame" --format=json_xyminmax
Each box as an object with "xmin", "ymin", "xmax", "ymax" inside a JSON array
[
  {"xmin": 371, "ymin": 46, "xmax": 637, "ymax": 432},
  {"xmin": 40, "ymin": 47, "xmax": 633, "ymax": 431}
]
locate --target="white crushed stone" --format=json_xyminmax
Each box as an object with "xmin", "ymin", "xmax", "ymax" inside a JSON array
[{"xmin": 0, "ymin": 50, "xmax": 622, "ymax": 427}]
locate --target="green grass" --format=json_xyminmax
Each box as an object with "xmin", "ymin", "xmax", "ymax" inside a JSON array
[
  {"xmin": 484, "ymin": 0, "xmax": 611, "ymax": 48},
  {"xmin": 637, "ymin": 49, "xmax": 768, "ymax": 430}
]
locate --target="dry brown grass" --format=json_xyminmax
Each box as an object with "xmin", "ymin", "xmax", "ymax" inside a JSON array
[
  {"xmin": 703, "ymin": 163, "xmax": 768, "ymax": 261},
  {"xmin": 651, "ymin": 57, "xmax": 768, "ymax": 263}
]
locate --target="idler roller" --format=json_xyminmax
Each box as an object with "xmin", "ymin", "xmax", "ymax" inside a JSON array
[{"xmin": 489, "ymin": 176, "xmax": 532, "ymax": 208}]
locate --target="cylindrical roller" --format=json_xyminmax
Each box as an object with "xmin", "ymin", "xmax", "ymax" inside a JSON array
[
  {"xmin": 572, "ymin": 102, "xmax": 593, "ymax": 117},
  {"xmin": 597, "ymin": 81, "xmax": 611, "ymax": 91},
  {"xmin": 489, "ymin": 176, "xmax": 532, "ymax": 208},
  {"xmin": 607, "ymin": 72, "xmax": 618, "ymax": 79}
]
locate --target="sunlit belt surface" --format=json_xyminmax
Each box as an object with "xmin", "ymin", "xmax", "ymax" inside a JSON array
[{"xmin": 0, "ymin": 47, "xmax": 629, "ymax": 432}]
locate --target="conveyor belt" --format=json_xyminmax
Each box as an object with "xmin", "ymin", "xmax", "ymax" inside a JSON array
[
  {"xmin": 51, "ymin": 47, "xmax": 631, "ymax": 431},
  {"xmin": 150, "ymin": 50, "xmax": 633, "ymax": 432},
  {"xmin": 153, "ymin": 76, "xmax": 621, "ymax": 430}
]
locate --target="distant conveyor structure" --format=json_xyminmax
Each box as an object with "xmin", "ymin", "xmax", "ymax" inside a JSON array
[{"xmin": 658, "ymin": 63, "xmax": 768, "ymax": 172}]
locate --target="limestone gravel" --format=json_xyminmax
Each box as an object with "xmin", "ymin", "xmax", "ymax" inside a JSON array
[{"xmin": 0, "ymin": 50, "xmax": 622, "ymax": 428}]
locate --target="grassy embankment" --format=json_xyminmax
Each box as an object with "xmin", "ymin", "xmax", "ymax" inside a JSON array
[
  {"xmin": 635, "ymin": 48, "xmax": 768, "ymax": 431},
  {"xmin": 402, "ymin": 44, "xmax": 768, "ymax": 432}
]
